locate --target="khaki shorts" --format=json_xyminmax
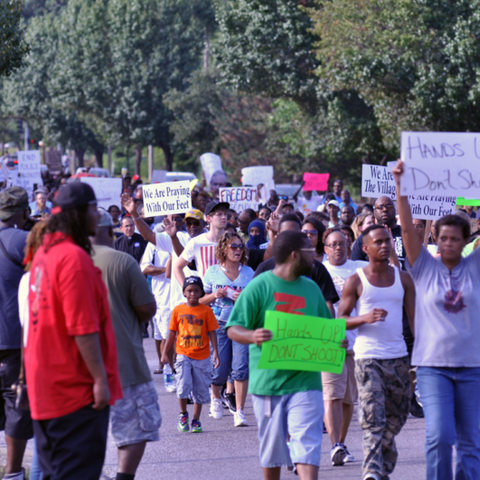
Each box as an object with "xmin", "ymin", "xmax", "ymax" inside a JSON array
[{"xmin": 321, "ymin": 352, "xmax": 358, "ymax": 404}]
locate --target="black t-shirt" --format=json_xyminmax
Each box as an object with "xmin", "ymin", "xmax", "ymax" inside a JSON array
[
  {"xmin": 351, "ymin": 225, "xmax": 406, "ymax": 270},
  {"xmin": 247, "ymin": 248, "xmax": 266, "ymax": 271},
  {"xmin": 114, "ymin": 233, "xmax": 148, "ymax": 264},
  {"xmin": 253, "ymin": 257, "xmax": 339, "ymax": 304}
]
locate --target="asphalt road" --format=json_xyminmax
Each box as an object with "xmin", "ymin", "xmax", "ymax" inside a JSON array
[{"xmin": 1, "ymin": 337, "xmax": 428, "ymax": 479}]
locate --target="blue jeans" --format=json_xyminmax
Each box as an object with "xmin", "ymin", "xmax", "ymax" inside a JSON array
[
  {"xmin": 417, "ymin": 367, "xmax": 480, "ymax": 480},
  {"xmin": 211, "ymin": 322, "xmax": 249, "ymax": 386},
  {"xmin": 30, "ymin": 436, "xmax": 43, "ymax": 480}
]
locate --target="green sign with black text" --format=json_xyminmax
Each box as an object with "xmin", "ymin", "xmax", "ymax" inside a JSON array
[{"xmin": 257, "ymin": 311, "xmax": 346, "ymax": 374}]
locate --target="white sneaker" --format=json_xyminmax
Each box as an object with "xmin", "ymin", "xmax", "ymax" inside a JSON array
[
  {"xmin": 210, "ymin": 398, "xmax": 224, "ymax": 419},
  {"xmin": 234, "ymin": 408, "xmax": 249, "ymax": 427},
  {"xmin": 342, "ymin": 443, "xmax": 355, "ymax": 462},
  {"xmin": 3, "ymin": 468, "xmax": 26, "ymax": 480},
  {"xmin": 330, "ymin": 442, "xmax": 346, "ymax": 466}
]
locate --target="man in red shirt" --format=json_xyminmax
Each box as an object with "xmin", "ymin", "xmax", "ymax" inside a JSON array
[{"xmin": 26, "ymin": 182, "xmax": 122, "ymax": 480}]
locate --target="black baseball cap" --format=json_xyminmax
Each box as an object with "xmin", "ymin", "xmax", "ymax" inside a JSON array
[
  {"xmin": 54, "ymin": 182, "xmax": 97, "ymax": 211},
  {"xmin": 183, "ymin": 276, "xmax": 205, "ymax": 296},
  {"xmin": 204, "ymin": 200, "xmax": 230, "ymax": 217}
]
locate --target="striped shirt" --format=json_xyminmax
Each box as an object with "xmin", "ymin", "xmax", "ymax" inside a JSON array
[{"xmin": 180, "ymin": 233, "xmax": 219, "ymax": 279}]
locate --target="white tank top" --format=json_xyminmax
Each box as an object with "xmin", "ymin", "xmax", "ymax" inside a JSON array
[{"xmin": 353, "ymin": 266, "xmax": 408, "ymax": 360}]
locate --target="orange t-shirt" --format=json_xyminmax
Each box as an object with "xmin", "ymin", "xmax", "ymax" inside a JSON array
[{"xmin": 169, "ymin": 304, "xmax": 219, "ymax": 360}]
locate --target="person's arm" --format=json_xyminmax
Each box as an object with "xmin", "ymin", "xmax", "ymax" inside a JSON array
[
  {"xmin": 200, "ymin": 289, "xmax": 226, "ymax": 305},
  {"xmin": 292, "ymin": 181, "xmax": 305, "ymax": 203},
  {"xmin": 174, "ymin": 256, "xmax": 189, "ymax": 286},
  {"xmin": 133, "ymin": 301, "xmax": 157, "ymax": 323},
  {"xmin": 142, "ymin": 265, "xmax": 166, "ymax": 276},
  {"xmin": 337, "ymin": 274, "xmax": 388, "ymax": 330},
  {"xmin": 74, "ymin": 333, "xmax": 110, "ymax": 410},
  {"xmin": 161, "ymin": 330, "xmax": 176, "ymax": 364},
  {"xmin": 262, "ymin": 212, "xmax": 280, "ymax": 261},
  {"xmin": 121, "ymin": 193, "xmax": 156, "ymax": 245},
  {"xmin": 208, "ymin": 330, "xmax": 220, "ymax": 368},
  {"xmin": 227, "ymin": 325, "xmax": 273, "ymax": 345},
  {"xmin": 392, "ymin": 160, "xmax": 422, "ymax": 266},
  {"xmin": 401, "ymin": 271, "xmax": 416, "ymax": 337},
  {"xmin": 165, "ymin": 256, "xmax": 172, "ymax": 279},
  {"xmin": 163, "ymin": 217, "xmax": 184, "ymax": 257}
]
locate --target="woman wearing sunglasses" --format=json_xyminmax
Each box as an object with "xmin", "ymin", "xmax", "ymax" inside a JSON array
[
  {"xmin": 301, "ymin": 216, "xmax": 326, "ymax": 262},
  {"xmin": 201, "ymin": 232, "xmax": 255, "ymax": 427}
]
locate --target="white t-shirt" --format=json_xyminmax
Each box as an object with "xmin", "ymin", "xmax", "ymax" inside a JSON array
[
  {"xmin": 17, "ymin": 273, "xmax": 30, "ymax": 347},
  {"xmin": 155, "ymin": 231, "xmax": 193, "ymax": 311},
  {"xmin": 296, "ymin": 196, "xmax": 323, "ymax": 215},
  {"xmin": 323, "ymin": 259, "xmax": 368, "ymax": 350},
  {"xmin": 140, "ymin": 243, "xmax": 171, "ymax": 311},
  {"xmin": 181, "ymin": 232, "xmax": 219, "ymax": 279}
]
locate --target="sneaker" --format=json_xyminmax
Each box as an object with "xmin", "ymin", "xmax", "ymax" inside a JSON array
[
  {"xmin": 363, "ymin": 473, "xmax": 381, "ymax": 480},
  {"xmin": 178, "ymin": 412, "xmax": 189, "ymax": 432},
  {"xmin": 234, "ymin": 408, "xmax": 249, "ymax": 427},
  {"xmin": 331, "ymin": 442, "xmax": 346, "ymax": 466},
  {"xmin": 209, "ymin": 398, "xmax": 224, "ymax": 419},
  {"xmin": 3, "ymin": 468, "xmax": 26, "ymax": 480},
  {"xmin": 341, "ymin": 443, "xmax": 355, "ymax": 462},
  {"xmin": 223, "ymin": 392, "xmax": 237, "ymax": 414},
  {"xmin": 164, "ymin": 374, "xmax": 177, "ymax": 393},
  {"xmin": 191, "ymin": 419, "xmax": 203, "ymax": 433},
  {"xmin": 410, "ymin": 392, "xmax": 424, "ymax": 418}
]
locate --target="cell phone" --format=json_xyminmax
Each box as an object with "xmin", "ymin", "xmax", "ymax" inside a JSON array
[
  {"xmin": 224, "ymin": 286, "xmax": 238, "ymax": 300},
  {"xmin": 278, "ymin": 195, "xmax": 289, "ymax": 201}
]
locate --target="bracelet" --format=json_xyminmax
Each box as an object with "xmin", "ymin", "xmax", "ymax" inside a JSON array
[{"xmin": 132, "ymin": 216, "xmax": 140, "ymax": 221}]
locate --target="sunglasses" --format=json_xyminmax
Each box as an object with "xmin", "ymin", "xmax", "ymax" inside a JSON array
[
  {"xmin": 186, "ymin": 220, "xmax": 200, "ymax": 227},
  {"xmin": 229, "ymin": 243, "xmax": 245, "ymax": 250},
  {"xmin": 301, "ymin": 229, "xmax": 318, "ymax": 236}
]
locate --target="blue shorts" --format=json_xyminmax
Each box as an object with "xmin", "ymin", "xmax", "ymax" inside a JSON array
[
  {"xmin": 252, "ymin": 390, "xmax": 324, "ymax": 468},
  {"xmin": 174, "ymin": 355, "xmax": 212, "ymax": 404}
]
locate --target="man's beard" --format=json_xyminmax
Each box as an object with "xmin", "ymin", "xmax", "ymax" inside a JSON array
[{"xmin": 294, "ymin": 257, "xmax": 312, "ymax": 278}]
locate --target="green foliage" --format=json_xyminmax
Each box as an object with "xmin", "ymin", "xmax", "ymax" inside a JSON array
[{"xmin": 0, "ymin": 0, "xmax": 30, "ymax": 77}]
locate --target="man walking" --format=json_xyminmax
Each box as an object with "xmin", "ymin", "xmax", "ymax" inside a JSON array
[
  {"xmin": 0, "ymin": 187, "xmax": 33, "ymax": 480},
  {"xmin": 26, "ymin": 183, "xmax": 122, "ymax": 480},
  {"xmin": 91, "ymin": 209, "xmax": 161, "ymax": 480},
  {"xmin": 338, "ymin": 225, "xmax": 415, "ymax": 480}
]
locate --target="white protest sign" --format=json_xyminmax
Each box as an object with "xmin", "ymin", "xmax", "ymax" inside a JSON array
[
  {"xmin": 143, "ymin": 180, "xmax": 191, "ymax": 217},
  {"xmin": 407, "ymin": 195, "xmax": 456, "ymax": 220},
  {"xmin": 219, "ymin": 187, "xmax": 259, "ymax": 213},
  {"xmin": 362, "ymin": 164, "xmax": 396, "ymax": 200},
  {"xmin": 80, "ymin": 177, "xmax": 123, "ymax": 210},
  {"xmin": 241, "ymin": 166, "xmax": 275, "ymax": 203},
  {"xmin": 151, "ymin": 170, "xmax": 167, "ymax": 183},
  {"xmin": 400, "ymin": 131, "xmax": 480, "ymax": 199},
  {"xmin": 200, "ymin": 153, "xmax": 223, "ymax": 186},
  {"xmin": 17, "ymin": 150, "xmax": 43, "ymax": 195}
]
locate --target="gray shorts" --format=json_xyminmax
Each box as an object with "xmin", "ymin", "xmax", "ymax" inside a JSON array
[
  {"xmin": 174, "ymin": 355, "xmax": 212, "ymax": 404},
  {"xmin": 111, "ymin": 381, "xmax": 162, "ymax": 447}
]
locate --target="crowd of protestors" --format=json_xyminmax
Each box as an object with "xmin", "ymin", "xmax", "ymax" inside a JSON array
[{"xmin": 1, "ymin": 160, "xmax": 480, "ymax": 480}]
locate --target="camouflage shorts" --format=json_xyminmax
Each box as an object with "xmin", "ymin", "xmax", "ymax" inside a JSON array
[
  {"xmin": 355, "ymin": 356, "xmax": 411, "ymax": 480},
  {"xmin": 111, "ymin": 381, "xmax": 162, "ymax": 447}
]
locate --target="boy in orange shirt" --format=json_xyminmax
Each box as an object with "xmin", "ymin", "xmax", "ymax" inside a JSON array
[{"xmin": 162, "ymin": 276, "xmax": 220, "ymax": 433}]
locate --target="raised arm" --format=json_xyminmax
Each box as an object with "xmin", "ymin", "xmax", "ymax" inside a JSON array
[
  {"xmin": 121, "ymin": 193, "xmax": 156, "ymax": 245},
  {"xmin": 392, "ymin": 160, "xmax": 422, "ymax": 266}
]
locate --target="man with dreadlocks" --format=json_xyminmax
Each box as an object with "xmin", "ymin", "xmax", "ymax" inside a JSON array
[{"xmin": 24, "ymin": 182, "xmax": 122, "ymax": 480}]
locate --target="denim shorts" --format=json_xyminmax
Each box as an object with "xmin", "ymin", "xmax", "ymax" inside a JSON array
[
  {"xmin": 175, "ymin": 355, "xmax": 212, "ymax": 404},
  {"xmin": 252, "ymin": 390, "xmax": 324, "ymax": 468},
  {"xmin": 111, "ymin": 381, "xmax": 161, "ymax": 447},
  {"xmin": 211, "ymin": 321, "xmax": 249, "ymax": 386}
]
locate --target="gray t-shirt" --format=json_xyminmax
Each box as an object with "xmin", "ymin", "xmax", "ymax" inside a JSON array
[
  {"xmin": 409, "ymin": 246, "xmax": 480, "ymax": 367},
  {"xmin": 92, "ymin": 245, "xmax": 155, "ymax": 388}
]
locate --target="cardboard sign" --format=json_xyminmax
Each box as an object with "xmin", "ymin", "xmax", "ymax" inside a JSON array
[
  {"xmin": 303, "ymin": 172, "xmax": 329, "ymax": 191},
  {"xmin": 219, "ymin": 187, "xmax": 259, "ymax": 213},
  {"xmin": 400, "ymin": 131, "xmax": 480, "ymax": 199},
  {"xmin": 362, "ymin": 164, "xmax": 397, "ymax": 200},
  {"xmin": 200, "ymin": 153, "xmax": 223, "ymax": 186},
  {"xmin": 241, "ymin": 166, "xmax": 275, "ymax": 203},
  {"xmin": 151, "ymin": 170, "xmax": 167, "ymax": 183},
  {"xmin": 46, "ymin": 150, "xmax": 62, "ymax": 170},
  {"xmin": 16, "ymin": 151, "xmax": 43, "ymax": 196},
  {"xmin": 80, "ymin": 177, "xmax": 123, "ymax": 210},
  {"xmin": 257, "ymin": 311, "xmax": 346, "ymax": 374},
  {"xmin": 143, "ymin": 180, "xmax": 191, "ymax": 217}
]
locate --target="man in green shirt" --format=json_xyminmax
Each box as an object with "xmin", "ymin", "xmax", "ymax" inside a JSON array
[{"xmin": 227, "ymin": 230, "xmax": 345, "ymax": 480}]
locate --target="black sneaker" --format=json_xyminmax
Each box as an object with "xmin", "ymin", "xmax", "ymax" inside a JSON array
[
  {"xmin": 410, "ymin": 392, "xmax": 424, "ymax": 418},
  {"xmin": 222, "ymin": 392, "xmax": 237, "ymax": 414}
]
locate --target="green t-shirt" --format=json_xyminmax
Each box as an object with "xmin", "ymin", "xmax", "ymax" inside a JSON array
[{"xmin": 226, "ymin": 271, "xmax": 331, "ymax": 396}]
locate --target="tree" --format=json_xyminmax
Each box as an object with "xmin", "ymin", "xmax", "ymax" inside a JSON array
[{"xmin": 0, "ymin": 0, "xmax": 29, "ymax": 77}]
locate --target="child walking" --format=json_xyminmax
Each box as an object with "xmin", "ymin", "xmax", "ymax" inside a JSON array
[{"xmin": 162, "ymin": 276, "xmax": 220, "ymax": 433}]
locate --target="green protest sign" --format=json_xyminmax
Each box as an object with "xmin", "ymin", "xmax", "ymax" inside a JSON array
[
  {"xmin": 257, "ymin": 311, "xmax": 346, "ymax": 374},
  {"xmin": 457, "ymin": 197, "xmax": 480, "ymax": 206}
]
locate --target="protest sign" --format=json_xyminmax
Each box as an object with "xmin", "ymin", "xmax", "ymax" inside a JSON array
[
  {"xmin": 16, "ymin": 151, "xmax": 43, "ymax": 196},
  {"xmin": 303, "ymin": 172, "xmax": 329, "ymax": 191},
  {"xmin": 400, "ymin": 131, "xmax": 480, "ymax": 199},
  {"xmin": 362, "ymin": 164, "xmax": 397, "ymax": 200},
  {"xmin": 151, "ymin": 170, "xmax": 167, "ymax": 183},
  {"xmin": 457, "ymin": 197, "xmax": 480, "ymax": 206},
  {"xmin": 45, "ymin": 150, "xmax": 62, "ymax": 170},
  {"xmin": 80, "ymin": 177, "xmax": 122, "ymax": 210},
  {"xmin": 142, "ymin": 180, "xmax": 191, "ymax": 217},
  {"xmin": 408, "ymin": 195, "xmax": 456, "ymax": 220},
  {"xmin": 200, "ymin": 153, "xmax": 223, "ymax": 186},
  {"xmin": 241, "ymin": 166, "xmax": 275, "ymax": 203},
  {"xmin": 219, "ymin": 187, "xmax": 259, "ymax": 213},
  {"xmin": 257, "ymin": 311, "xmax": 346, "ymax": 374}
]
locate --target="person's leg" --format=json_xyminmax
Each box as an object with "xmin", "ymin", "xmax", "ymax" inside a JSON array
[
  {"xmin": 179, "ymin": 398, "xmax": 188, "ymax": 412},
  {"xmin": 29, "ymin": 436, "xmax": 43, "ymax": 480},
  {"xmin": 211, "ymin": 326, "xmax": 232, "ymax": 400},
  {"xmin": 234, "ymin": 380, "xmax": 248, "ymax": 410},
  {"xmin": 232, "ymin": 340, "xmax": 249, "ymax": 410},
  {"xmin": 154, "ymin": 340, "xmax": 163, "ymax": 372},
  {"xmin": 323, "ymin": 399, "xmax": 343, "ymax": 444},
  {"xmin": 262, "ymin": 467, "xmax": 281, "ymax": 480},
  {"xmin": 453, "ymin": 367, "xmax": 480, "ymax": 480},
  {"xmin": 5, "ymin": 436, "xmax": 27, "ymax": 474},
  {"xmin": 117, "ymin": 442, "xmax": 147, "ymax": 475},
  {"xmin": 417, "ymin": 367, "xmax": 456, "ymax": 480},
  {"xmin": 340, "ymin": 403, "xmax": 354, "ymax": 444},
  {"xmin": 339, "ymin": 352, "xmax": 357, "ymax": 445},
  {"xmin": 191, "ymin": 357, "xmax": 212, "ymax": 425},
  {"xmin": 355, "ymin": 358, "xmax": 387, "ymax": 479},
  {"xmin": 193, "ymin": 403, "xmax": 202, "ymax": 420},
  {"xmin": 295, "ymin": 463, "xmax": 318, "ymax": 480},
  {"xmin": 381, "ymin": 356, "xmax": 411, "ymax": 478}
]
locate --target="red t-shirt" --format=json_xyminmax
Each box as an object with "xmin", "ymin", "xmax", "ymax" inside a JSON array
[{"xmin": 25, "ymin": 233, "xmax": 122, "ymax": 420}]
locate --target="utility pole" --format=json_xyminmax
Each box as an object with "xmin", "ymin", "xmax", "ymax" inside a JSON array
[
  {"xmin": 24, "ymin": 122, "xmax": 29, "ymax": 151},
  {"xmin": 148, "ymin": 145, "xmax": 154, "ymax": 182}
]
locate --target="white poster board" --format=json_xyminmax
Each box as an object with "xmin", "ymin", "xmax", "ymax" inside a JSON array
[
  {"xmin": 219, "ymin": 187, "xmax": 259, "ymax": 213},
  {"xmin": 361, "ymin": 164, "xmax": 396, "ymax": 200},
  {"xmin": 400, "ymin": 131, "xmax": 480, "ymax": 199},
  {"xmin": 241, "ymin": 166, "xmax": 275, "ymax": 204},
  {"xmin": 200, "ymin": 153, "xmax": 223, "ymax": 186},
  {"xmin": 152, "ymin": 170, "xmax": 167, "ymax": 183},
  {"xmin": 80, "ymin": 177, "xmax": 123, "ymax": 210},
  {"xmin": 17, "ymin": 150, "xmax": 43, "ymax": 196},
  {"xmin": 143, "ymin": 180, "xmax": 191, "ymax": 217}
]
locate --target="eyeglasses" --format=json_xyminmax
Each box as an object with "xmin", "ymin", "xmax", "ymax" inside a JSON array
[
  {"xmin": 229, "ymin": 243, "xmax": 245, "ymax": 250},
  {"xmin": 186, "ymin": 220, "xmax": 200, "ymax": 227},
  {"xmin": 301, "ymin": 229, "xmax": 318, "ymax": 236},
  {"xmin": 300, "ymin": 247, "xmax": 316, "ymax": 252},
  {"xmin": 374, "ymin": 204, "xmax": 394, "ymax": 211},
  {"xmin": 325, "ymin": 242, "xmax": 348, "ymax": 249}
]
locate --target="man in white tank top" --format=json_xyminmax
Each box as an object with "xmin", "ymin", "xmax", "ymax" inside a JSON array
[{"xmin": 338, "ymin": 225, "xmax": 415, "ymax": 480}]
